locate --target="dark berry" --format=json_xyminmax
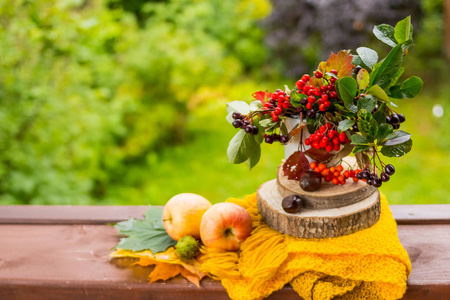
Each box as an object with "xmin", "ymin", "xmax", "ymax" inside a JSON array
[
  {"xmin": 232, "ymin": 120, "xmax": 242, "ymax": 128},
  {"xmin": 242, "ymin": 120, "xmax": 250, "ymax": 126},
  {"xmin": 307, "ymin": 109, "xmax": 316, "ymax": 119},
  {"xmin": 265, "ymin": 135, "xmax": 273, "ymax": 144},
  {"xmin": 386, "ymin": 115, "xmax": 392, "ymax": 123},
  {"xmin": 252, "ymin": 126, "xmax": 259, "ymax": 135},
  {"xmin": 352, "ymin": 124, "xmax": 359, "ymax": 132},
  {"xmin": 373, "ymin": 177, "xmax": 382, "ymax": 188},
  {"xmin": 300, "ymin": 97, "xmax": 308, "ymax": 106},
  {"xmin": 282, "ymin": 195, "xmax": 304, "ymax": 214},
  {"xmin": 393, "ymin": 123, "xmax": 400, "ymax": 129},
  {"xmin": 380, "ymin": 172, "xmax": 390, "ymax": 182},
  {"xmin": 272, "ymin": 134, "xmax": 280, "ymax": 142},
  {"xmin": 385, "ymin": 164, "xmax": 395, "ymax": 175},
  {"xmin": 398, "ymin": 114, "xmax": 406, "ymax": 123},
  {"xmin": 245, "ymin": 125, "xmax": 253, "ymax": 134},
  {"xmin": 232, "ymin": 112, "xmax": 241, "ymax": 120},
  {"xmin": 280, "ymin": 135, "xmax": 289, "ymax": 144},
  {"xmin": 299, "ymin": 171, "xmax": 322, "ymax": 192},
  {"xmin": 367, "ymin": 179, "xmax": 374, "ymax": 186},
  {"xmin": 297, "ymin": 106, "xmax": 304, "ymax": 113},
  {"xmin": 354, "ymin": 66, "xmax": 362, "ymax": 74},
  {"xmin": 391, "ymin": 113, "xmax": 400, "ymax": 125},
  {"xmin": 369, "ymin": 173, "xmax": 377, "ymax": 181},
  {"xmin": 356, "ymin": 172, "xmax": 363, "ymax": 179}
]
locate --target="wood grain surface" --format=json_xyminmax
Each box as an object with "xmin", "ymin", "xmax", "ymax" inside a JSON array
[
  {"xmin": 0, "ymin": 205, "xmax": 449, "ymax": 300},
  {"xmin": 258, "ymin": 179, "xmax": 381, "ymax": 238}
]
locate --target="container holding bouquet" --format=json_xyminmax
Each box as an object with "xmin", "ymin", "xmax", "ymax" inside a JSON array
[{"xmin": 226, "ymin": 16, "xmax": 422, "ymax": 238}]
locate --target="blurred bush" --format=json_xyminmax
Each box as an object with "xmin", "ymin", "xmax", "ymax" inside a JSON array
[{"xmin": 0, "ymin": 0, "xmax": 271, "ymax": 204}]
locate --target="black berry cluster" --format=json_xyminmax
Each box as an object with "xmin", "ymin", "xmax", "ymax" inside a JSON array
[
  {"xmin": 356, "ymin": 164, "xmax": 395, "ymax": 188},
  {"xmin": 232, "ymin": 112, "xmax": 259, "ymax": 135},
  {"xmin": 264, "ymin": 133, "xmax": 289, "ymax": 144},
  {"xmin": 386, "ymin": 113, "xmax": 405, "ymax": 129}
]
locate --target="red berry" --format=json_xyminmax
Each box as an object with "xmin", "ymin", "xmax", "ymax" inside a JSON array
[
  {"xmin": 302, "ymin": 74, "xmax": 310, "ymax": 81},
  {"xmin": 315, "ymin": 71, "xmax": 323, "ymax": 78},
  {"xmin": 275, "ymin": 107, "xmax": 282, "ymax": 115},
  {"xmin": 314, "ymin": 167, "xmax": 321, "ymax": 173},
  {"xmin": 308, "ymin": 96, "xmax": 316, "ymax": 103},
  {"xmin": 306, "ymin": 103, "xmax": 312, "ymax": 110},
  {"xmin": 319, "ymin": 126, "xmax": 326, "ymax": 133},
  {"xmin": 332, "ymin": 178, "xmax": 339, "ymax": 185},
  {"xmin": 325, "ymin": 101, "xmax": 331, "ymax": 107},
  {"xmin": 321, "ymin": 94, "xmax": 329, "ymax": 101},
  {"xmin": 333, "ymin": 171, "xmax": 340, "ymax": 177},
  {"xmin": 339, "ymin": 132, "xmax": 347, "ymax": 143},
  {"xmin": 325, "ymin": 145, "xmax": 333, "ymax": 152},
  {"xmin": 320, "ymin": 85, "xmax": 328, "ymax": 93},
  {"xmin": 338, "ymin": 175, "xmax": 345, "ymax": 182},
  {"xmin": 333, "ymin": 144, "xmax": 340, "ymax": 151},
  {"xmin": 337, "ymin": 165, "xmax": 344, "ymax": 172},
  {"xmin": 322, "ymin": 169, "xmax": 329, "ymax": 176},
  {"xmin": 296, "ymin": 80, "xmax": 305, "ymax": 89},
  {"xmin": 331, "ymin": 69, "xmax": 338, "ymax": 75},
  {"xmin": 330, "ymin": 91, "xmax": 337, "ymax": 99},
  {"xmin": 314, "ymin": 89, "xmax": 321, "ymax": 96},
  {"xmin": 305, "ymin": 138, "xmax": 311, "ymax": 146},
  {"xmin": 319, "ymin": 104, "xmax": 326, "ymax": 111},
  {"xmin": 344, "ymin": 171, "xmax": 351, "ymax": 178},
  {"xmin": 326, "ymin": 123, "xmax": 332, "ymax": 129},
  {"xmin": 330, "ymin": 77, "xmax": 337, "ymax": 84},
  {"xmin": 272, "ymin": 114, "xmax": 279, "ymax": 122},
  {"xmin": 333, "ymin": 137, "xmax": 340, "ymax": 145},
  {"xmin": 317, "ymin": 99, "xmax": 324, "ymax": 105},
  {"xmin": 318, "ymin": 163, "xmax": 326, "ymax": 171},
  {"xmin": 312, "ymin": 142, "xmax": 320, "ymax": 149},
  {"xmin": 324, "ymin": 176, "xmax": 332, "ymax": 182},
  {"xmin": 330, "ymin": 167, "xmax": 336, "ymax": 173},
  {"xmin": 282, "ymin": 101, "xmax": 290, "ymax": 108},
  {"xmin": 353, "ymin": 177, "xmax": 359, "ymax": 182}
]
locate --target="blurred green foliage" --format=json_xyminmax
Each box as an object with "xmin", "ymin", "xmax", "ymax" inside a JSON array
[
  {"xmin": 0, "ymin": 0, "xmax": 448, "ymax": 206},
  {"xmin": 0, "ymin": 0, "xmax": 271, "ymax": 204}
]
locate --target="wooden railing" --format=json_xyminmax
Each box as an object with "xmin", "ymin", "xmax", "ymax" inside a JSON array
[{"xmin": 1, "ymin": 205, "xmax": 449, "ymax": 300}]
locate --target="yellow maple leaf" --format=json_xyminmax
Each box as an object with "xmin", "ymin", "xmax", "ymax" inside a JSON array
[
  {"xmin": 309, "ymin": 50, "xmax": 355, "ymax": 87},
  {"xmin": 111, "ymin": 247, "xmax": 206, "ymax": 287}
]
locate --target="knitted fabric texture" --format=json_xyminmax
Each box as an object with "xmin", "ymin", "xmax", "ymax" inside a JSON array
[{"xmin": 200, "ymin": 193, "xmax": 411, "ymax": 300}]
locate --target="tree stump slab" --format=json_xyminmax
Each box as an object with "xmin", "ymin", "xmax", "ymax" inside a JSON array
[
  {"xmin": 277, "ymin": 166, "xmax": 377, "ymax": 209},
  {"xmin": 257, "ymin": 179, "xmax": 381, "ymax": 238}
]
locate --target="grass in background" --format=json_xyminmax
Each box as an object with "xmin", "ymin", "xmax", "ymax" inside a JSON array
[{"xmin": 129, "ymin": 82, "xmax": 450, "ymax": 206}]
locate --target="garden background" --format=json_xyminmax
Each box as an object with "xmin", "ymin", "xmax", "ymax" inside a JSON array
[{"xmin": 0, "ymin": 0, "xmax": 448, "ymax": 206}]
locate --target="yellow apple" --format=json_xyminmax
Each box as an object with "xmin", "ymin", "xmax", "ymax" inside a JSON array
[
  {"xmin": 200, "ymin": 202, "xmax": 252, "ymax": 251},
  {"xmin": 163, "ymin": 193, "xmax": 212, "ymax": 241}
]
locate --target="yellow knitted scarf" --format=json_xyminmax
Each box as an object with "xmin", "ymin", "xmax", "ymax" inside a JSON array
[{"xmin": 200, "ymin": 193, "xmax": 411, "ymax": 300}]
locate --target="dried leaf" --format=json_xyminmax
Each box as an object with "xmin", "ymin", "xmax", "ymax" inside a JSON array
[
  {"xmin": 290, "ymin": 123, "xmax": 307, "ymax": 137},
  {"xmin": 282, "ymin": 151, "xmax": 310, "ymax": 180},
  {"xmin": 112, "ymin": 247, "xmax": 206, "ymax": 287},
  {"xmin": 304, "ymin": 148, "xmax": 334, "ymax": 162}
]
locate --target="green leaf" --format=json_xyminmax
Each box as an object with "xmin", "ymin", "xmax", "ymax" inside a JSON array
[
  {"xmin": 368, "ymin": 85, "xmax": 390, "ymax": 102},
  {"xmin": 383, "ymin": 130, "xmax": 411, "ymax": 146},
  {"xmin": 373, "ymin": 103, "xmax": 387, "ymax": 125},
  {"xmin": 357, "ymin": 109, "xmax": 378, "ymax": 142},
  {"xmin": 351, "ymin": 134, "xmax": 367, "ymax": 145},
  {"xmin": 394, "ymin": 16, "xmax": 413, "ymax": 45},
  {"xmin": 390, "ymin": 76, "xmax": 423, "ymax": 99},
  {"xmin": 387, "ymin": 67, "xmax": 404, "ymax": 89},
  {"xmin": 356, "ymin": 47, "xmax": 378, "ymax": 69},
  {"xmin": 381, "ymin": 139, "xmax": 412, "ymax": 157},
  {"xmin": 227, "ymin": 129, "xmax": 260, "ymax": 168},
  {"xmin": 376, "ymin": 123, "xmax": 394, "ymax": 145},
  {"xmin": 114, "ymin": 207, "xmax": 177, "ymax": 253},
  {"xmin": 356, "ymin": 68, "xmax": 370, "ymax": 91},
  {"xmin": 373, "ymin": 24, "xmax": 397, "ymax": 47},
  {"xmin": 353, "ymin": 144, "xmax": 371, "ymax": 154},
  {"xmin": 226, "ymin": 101, "xmax": 250, "ymax": 124},
  {"xmin": 307, "ymin": 115, "xmax": 319, "ymax": 134},
  {"xmin": 249, "ymin": 100, "xmax": 263, "ymax": 111},
  {"xmin": 245, "ymin": 141, "xmax": 261, "ymax": 169},
  {"xmin": 337, "ymin": 77, "xmax": 358, "ymax": 110},
  {"xmin": 357, "ymin": 95, "xmax": 377, "ymax": 113},
  {"xmin": 290, "ymin": 91, "xmax": 306, "ymax": 108},
  {"xmin": 337, "ymin": 119, "xmax": 355, "ymax": 133},
  {"xmin": 369, "ymin": 44, "xmax": 403, "ymax": 88}
]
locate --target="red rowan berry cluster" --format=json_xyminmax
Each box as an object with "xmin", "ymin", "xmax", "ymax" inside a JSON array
[
  {"xmin": 295, "ymin": 70, "xmax": 338, "ymax": 118},
  {"xmin": 304, "ymin": 123, "xmax": 349, "ymax": 152},
  {"xmin": 261, "ymin": 89, "xmax": 291, "ymax": 122},
  {"xmin": 310, "ymin": 162, "xmax": 362, "ymax": 185}
]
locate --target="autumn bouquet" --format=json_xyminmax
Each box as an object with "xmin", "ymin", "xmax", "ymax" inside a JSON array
[{"xmin": 226, "ymin": 16, "xmax": 422, "ymax": 191}]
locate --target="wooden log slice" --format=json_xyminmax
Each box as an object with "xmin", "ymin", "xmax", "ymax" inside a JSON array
[
  {"xmin": 277, "ymin": 157, "xmax": 377, "ymax": 210},
  {"xmin": 257, "ymin": 179, "xmax": 381, "ymax": 238}
]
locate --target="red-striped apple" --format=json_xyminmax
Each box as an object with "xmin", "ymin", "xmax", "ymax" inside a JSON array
[
  {"xmin": 163, "ymin": 193, "xmax": 212, "ymax": 241},
  {"xmin": 200, "ymin": 203, "xmax": 252, "ymax": 251}
]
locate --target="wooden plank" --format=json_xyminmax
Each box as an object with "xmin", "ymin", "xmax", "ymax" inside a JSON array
[
  {"xmin": 0, "ymin": 223, "xmax": 449, "ymax": 300},
  {"xmin": 1, "ymin": 204, "xmax": 450, "ymax": 225}
]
